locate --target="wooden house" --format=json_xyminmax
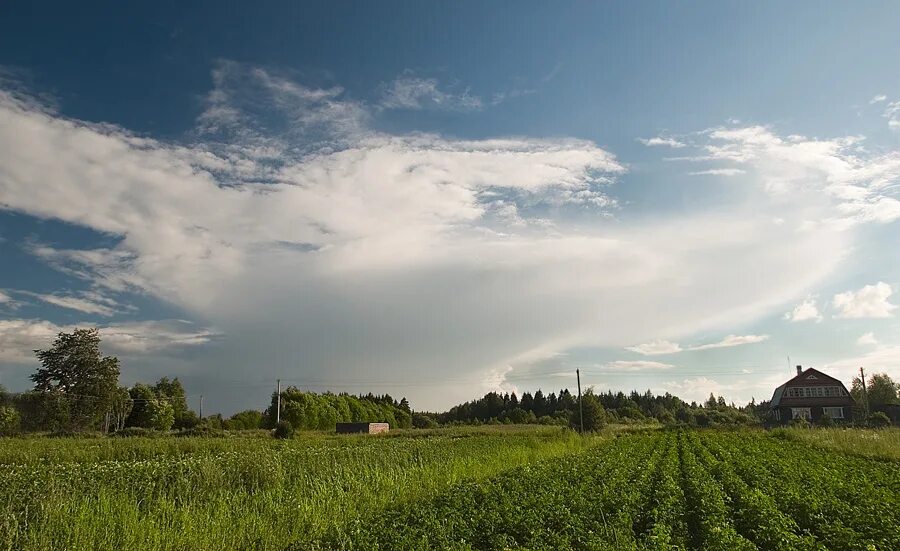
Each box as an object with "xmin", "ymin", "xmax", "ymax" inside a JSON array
[{"xmin": 769, "ymin": 366, "xmax": 854, "ymax": 423}]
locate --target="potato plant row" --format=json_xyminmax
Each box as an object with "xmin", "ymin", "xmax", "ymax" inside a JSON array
[{"xmin": 315, "ymin": 430, "xmax": 900, "ymax": 550}]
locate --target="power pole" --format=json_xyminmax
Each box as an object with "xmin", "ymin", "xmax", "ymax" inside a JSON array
[
  {"xmin": 199, "ymin": 394, "xmax": 204, "ymax": 419},
  {"xmin": 859, "ymin": 367, "xmax": 869, "ymax": 417},
  {"xmin": 577, "ymin": 368, "xmax": 584, "ymax": 434},
  {"xmin": 276, "ymin": 379, "xmax": 282, "ymax": 424}
]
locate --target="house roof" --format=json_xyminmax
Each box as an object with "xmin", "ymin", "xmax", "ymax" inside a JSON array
[{"xmin": 770, "ymin": 367, "xmax": 854, "ymax": 408}]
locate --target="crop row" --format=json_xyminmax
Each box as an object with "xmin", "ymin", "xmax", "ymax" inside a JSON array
[
  {"xmin": 314, "ymin": 430, "xmax": 900, "ymax": 550},
  {"xmin": 0, "ymin": 432, "xmax": 585, "ymax": 550}
]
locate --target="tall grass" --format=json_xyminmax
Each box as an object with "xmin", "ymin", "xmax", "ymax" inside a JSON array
[
  {"xmin": 770, "ymin": 426, "xmax": 900, "ymax": 461},
  {"xmin": 0, "ymin": 427, "xmax": 590, "ymax": 550}
]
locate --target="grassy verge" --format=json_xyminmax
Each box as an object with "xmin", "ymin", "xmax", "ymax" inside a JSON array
[
  {"xmin": 0, "ymin": 426, "xmax": 594, "ymax": 550},
  {"xmin": 770, "ymin": 426, "xmax": 900, "ymax": 461}
]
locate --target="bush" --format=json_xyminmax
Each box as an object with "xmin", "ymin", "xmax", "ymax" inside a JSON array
[
  {"xmin": 412, "ymin": 413, "xmax": 439, "ymax": 429},
  {"xmin": 175, "ymin": 426, "xmax": 228, "ymax": 438},
  {"xmin": 114, "ymin": 427, "xmax": 161, "ymax": 438},
  {"xmin": 273, "ymin": 420, "xmax": 294, "ymax": 439},
  {"xmin": 789, "ymin": 417, "xmax": 811, "ymax": 429},
  {"xmin": 817, "ymin": 413, "xmax": 834, "ymax": 428},
  {"xmin": 0, "ymin": 405, "xmax": 20, "ymax": 436},
  {"xmin": 868, "ymin": 411, "xmax": 891, "ymax": 428}
]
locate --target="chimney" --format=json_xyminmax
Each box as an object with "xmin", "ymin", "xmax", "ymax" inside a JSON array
[{"xmin": 796, "ymin": 365, "xmax": 802, "ymax": 376}]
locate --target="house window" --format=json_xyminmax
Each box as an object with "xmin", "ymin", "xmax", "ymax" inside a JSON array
[
  {"xmin": 823, "ymin": 407, "xmax": 844, "ymax": 419},
  {"xmin": 791, "ymin": 408, "xmax": 811, "ymax": 420},
  {"xmin": 774, "ymin": 409, "xmax": 781, "ymax": 421}
]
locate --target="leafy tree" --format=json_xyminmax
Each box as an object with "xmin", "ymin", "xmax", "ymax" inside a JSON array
[
  {"xmin": 109, "ymin": 386, "xmax": 132, "ymax": 432},
  {"xmin": 126, "ymin": 384, "xmax": 174, "ymax": 431},
  {"xmin": 153, "ymin": 377, "xmax": 195, "ymax": 426},
  {"xmin": 852, "ymin": 372, "xmax": 899, "ymax": 415},
  {"xmin": 225, "ymin": 410, "xmax": 264, "ymax": 430},
  {"xmin": 31, "ymin": 328, "xmax": 120, "ymax": 430},
  {"xmin": 574, "ymin": 389, "xmax": 607, "ymax": 432},
  {"xmin": 412, "ymin": 413, "xmax": 438, "ymax": 428}
]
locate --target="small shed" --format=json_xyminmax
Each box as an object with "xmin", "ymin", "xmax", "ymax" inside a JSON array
[{"xmin": 335, "ymin": 422, "xmax": 389, "ymax": 434}]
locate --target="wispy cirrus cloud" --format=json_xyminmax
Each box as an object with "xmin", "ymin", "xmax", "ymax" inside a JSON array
[
  {"xmin": 0, "ymin": 318, "xmax": 216, "ymax": 364},
  {"xmin": 13, "ymin": 289, "xmax": 124, "ymax": 317},
  {"xmin": 596, "ymin": 360, "xmax": 674, "ymax": 371},
  {"xmin": 688, "ymin": 168, "xmax": 745, "ymax": 176},
  {"xmin": 628, "ymin": 335, "xmax": 769, "ymax": 355},
  {"xmin": 378, "ymin": 72, "xmax": 483, "ymax": 112}
]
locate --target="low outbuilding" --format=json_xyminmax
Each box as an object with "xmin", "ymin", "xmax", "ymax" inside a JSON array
[{"xmin": 335, "ymin": 422, "xmax": 390, "ymax": 434}]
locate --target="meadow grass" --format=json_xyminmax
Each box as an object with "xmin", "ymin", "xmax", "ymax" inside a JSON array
[
  {"xmin": 0, "ymin": 426, "xmax": 593, "ymax": 550},
  {"xmin": 770, "ymin": 426, "xmax": 900, "ymax": 461}
]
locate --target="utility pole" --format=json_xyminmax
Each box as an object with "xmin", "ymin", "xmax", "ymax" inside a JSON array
[
  {"xmin": 577, "ymin": 368, "xmax": 584, "ymax": 434},
  {"xmin": 276, "ymin": 379, "xmax": 282, "ymax": 424},
  {"xmin": 199, "ymin": 394, "xmax": 204, "ymax": 419},
  {"xmin": 859, "ymin": 367, "xmax": 869, "ymax": 417}
]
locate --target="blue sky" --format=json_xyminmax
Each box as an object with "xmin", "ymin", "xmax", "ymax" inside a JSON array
[{"xmin": 1, "ymin": 1, "xmax": 899, "ymax": 413}]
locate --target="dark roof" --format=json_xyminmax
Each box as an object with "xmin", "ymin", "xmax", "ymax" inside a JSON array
[{"xmin": 770, "ymin": 367, "xmax": 854, "ymax": 408}]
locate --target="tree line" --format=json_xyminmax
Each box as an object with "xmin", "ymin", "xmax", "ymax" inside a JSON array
[{"xmin": 1, "ymin": 328, "xmax": 897, "ymax": 436}]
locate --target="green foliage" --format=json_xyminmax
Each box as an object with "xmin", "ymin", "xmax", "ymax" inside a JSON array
[
  {"xmin": 153, "ymin": 377, "xmax": 198, "ymax": 428},
  {"xmin": 316, "ymin": 430, "xmax": 899, "ymax": 550},
  {"xmin": 126, "ymin": 384, "xmax": 175, "ymax": 431},
  {"xmin": 266, "ymin": 389, "xmax": 412, "ymax": 431},
  {"xmin": 273, "ymin": 420, "xmax": 294, "ymax": 439},
  {"xmin": 31, "ymin": 328, "xmax": 121, "ymax": 430},
  {"xmin": 225, "ymin": 410, "xmax": 264, "ymax": 430},
  {"xmin": 0, "ymin": 428, "xmax": 585, "ymax": 549},
  {"xmin": 868, "ymin": 411, "xmax": 891, "ymax": 428},
  {"xmin": 574, "ymin": 388, "xmax": 606, "ymax": 432},
  {"xmin": 0, "ymin": 405, "xmax": 20, "ymax": 436},
  {"xmin": 411, "ymin": 413, "xmax": 438, "ymax": 429}
]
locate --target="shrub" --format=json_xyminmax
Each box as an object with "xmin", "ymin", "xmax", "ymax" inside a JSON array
[
  {"xmin": 817, "ymin": 413, "xmax": 834, "ymax": 428},
  {"xmin": 0, "ymin": 405, "xmax": 20, "ymax": 436},
  {"xmin": 273, "ymin": 420, "xmax": 294, "ymax": 439},
  {"xmin": 412, "ymin": 413, "xmax": 439, "ymax": 429},
  {"xmin": 868, "ymin": 411, "xmax": 891, "ymax": 428},
  {"xmin": 114, "ymin": 427, "xmax": 160, "ymax": 438}
]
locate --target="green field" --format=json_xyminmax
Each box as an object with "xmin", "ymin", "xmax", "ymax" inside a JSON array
[{"xmin": 1, "ymin": 427, "xmax": 898, "ymax": 550}]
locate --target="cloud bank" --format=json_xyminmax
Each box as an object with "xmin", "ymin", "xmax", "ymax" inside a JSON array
[{"xmin": 1, "ymin": 63, "xmax": 896, "ymax": 410}]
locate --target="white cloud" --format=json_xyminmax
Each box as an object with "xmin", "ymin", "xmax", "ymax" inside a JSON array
[
  {"xmin": 832, "ymin": 282, "xmax": 897, "ymax": 319},
  {"xmin": 379, "ymin": 72, "xmax": 482, "ymax": 112},
  {"xmin": 626, "ymin": 340, "xmax": 682, "ymax": 355},
  {"xmin": 667, "ymin": 125, "xmax": 900, "ymax": 227},
  {"xmin": 856, "ymin": 332, "xmax": 878, "ymax": 346},
  {"xmin": 638, "ymin": 136, "xmax": 686, "ymax": 148},
  {"xmin": 884, "ymin": 101, "xmax": 900, "ymax": 130},
  {"xmin": 869, "ymin": 94, "xmax": 887, "ymax": 104},
  {"xmin": 784, "ymin": 298, "xmax": 822, "ymax": 322},
  {"xmin": 688, "ymin": 168, "xmax": 745, "ymax": 176},
  {"xmin": 628, "ymin": 335, "xmax": 769, "ymax": 355},
  {"xmin": 597, "ymin": 360, "xmax": 673, "ymax": 371},
  {"xmin": 0, "ymin": 65, "xmax": 873, "ymax": 410},
  {"xmin": 15, "ymin": 290, "xmax": 121, "ymax": 316},
  {"xmin": 823, "ymin": 345, "xmax": 900, "ymax": 385},
  {"xmin": 686, "ymin": 334, "xmax": 770, "ymax": 351},
  {"xmin": 0, "ymin": 318, "xmax": 217, "ymax": 364},
  {"xmin": 657, "ymin": 376, "xmax": 742, "ymax": 404}
]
